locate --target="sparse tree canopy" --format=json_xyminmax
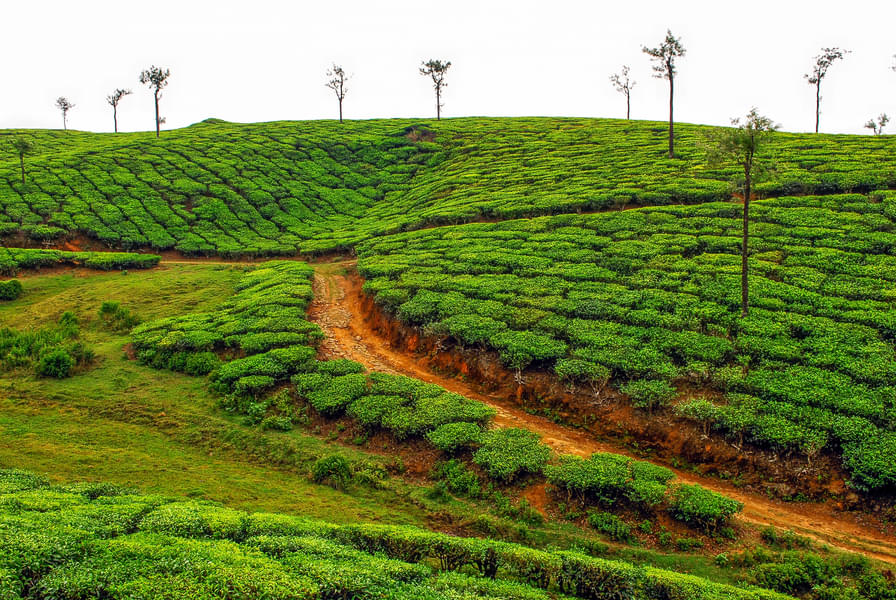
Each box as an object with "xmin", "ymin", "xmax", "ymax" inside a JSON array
[
  {"xmin": 419, "ymin": 59, "xmax": 451, "ymax": 120},
  {"xmin": 139, "ymin": 65, "xmax": 171, "ymax": 138},
  {"xmin": 325, "ymin": 64, "xmax": 349, "ymax": 123},
  {"xmin": 642, "ymin": 30, "xmax": 685, "ymax": 157},
  {"xmin": 804, "ymin": 48, "xmax": 849, "ymax": 133},
  {"xmin": 106, "ymin": 88, "xmax": 133, "ymax": 133},
  {"xmin": 609, "ymin": 66, "xmax": 636, "ymax": 120},
  {"xmin": 706, "ymin": 108, "xmax": 778, "ymax": 317},
  {"xmin": 865, "ymin": 113, "xmax": 889, "ymax": 136},
  {"xmin": 55, "ymin": 97, "xmax": 74, "ymax": 130},
  {"xmin": 11, "ymin": 138, "xmax": 34, "ymax": 184}
]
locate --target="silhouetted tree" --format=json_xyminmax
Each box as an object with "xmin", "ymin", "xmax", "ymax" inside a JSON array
[
  {"xmin": 609, "ymin": 66, "xmax": 636, "ymax": 120},
  {"xmin": 55, "ymin": 97, "xmax": 74, "ymax": 130},
  {"xmin": 106, "ymin": 88, "xmax": 132, "ymax": 133},
  {"xmin": 139, "ymin": 65, "xmax": 170, "ymax": 137},
  {"xmin": 643, "ymin": 31, "xmax": 686, "ymax": 158},
  {"xmin": 325, "ymin": 64, "xmax": 349, "ymax": 123},
  {"xmin": 706, "ymin": 108, "xmax": 778, "ymax": 317},
  {"xmin": 420, "ymin": 59, "xmax": 451, "ymax": 120},
  {"xmin": 804, "ymin": 48, "xmax": 849, "ymax": 133},
  {"xmin": 865, "ymin": 113, "xmax": 889, "ymax": 135},
  {"xmin": 11, "ymin": 138, "xmax": 33, "ymax": 184}
]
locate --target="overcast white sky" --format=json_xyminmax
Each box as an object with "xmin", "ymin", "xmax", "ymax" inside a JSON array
[{"xmin": 2, "ymin": 0, "xmax": 894, "ymax": 135}]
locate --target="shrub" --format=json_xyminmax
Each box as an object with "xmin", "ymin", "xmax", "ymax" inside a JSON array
[
  {"xmin": 36, "ymin": 349, "xmax": 75, "ymax": 378},
  {"xmin": 473, "ymin": 428, "xmax": 552, "ymax": 482},
  {"xmin": 0, "ymin": 279, "xmax": 23, "ymax": 301},
  {"xmin": 587, "ymin": 511, "xmax": 633, "ymax": 542},
  {"xmin": 620, "ymin": 379, "xmax": 677, "ymax": 413},
  {"xmin": 425, "ymin": 422, "xmax": 483, "ymax": 453},
  {"xmin": 431, "ymin": 460, "xmax": 483, "ymax": 498},
  {"xmin": 666, "ymin": 484, "xmax": 743, "ymax": 532},
  {"xmin": 311, "ymin": 456, "xmax": 353, "ymax": 490}
]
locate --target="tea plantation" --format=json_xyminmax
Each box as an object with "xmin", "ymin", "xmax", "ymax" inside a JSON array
[
  {"xmin": 358, "ymin": 192, "xmax": 896, "ymax": 491},
  {"xmin": 2, "ymin": 118, "xmax": 896, "ymax": 255},
  {"xmin": 0, "ymin": 470, "xmax": 798, "ymax": 600}
]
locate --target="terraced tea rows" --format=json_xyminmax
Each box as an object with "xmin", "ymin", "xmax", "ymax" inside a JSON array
[
  {"xmin": 357, "ymin": 192, "xmax": 896, "ymax": 491},
  {"xmin": 2, "ymin": 118, "xmax": 896, "ymax": 255}
]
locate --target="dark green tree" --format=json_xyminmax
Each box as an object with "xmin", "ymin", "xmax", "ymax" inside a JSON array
[
  {"xmin": 705, "ymin": 108, "xmax": 778, "ymax": 316},
  {"xmin": 419, "ymin": 59, "xmax": 451, "ymax": 120},
  {"xmin": 55, "ymin": 97, "xmax": 74, "ymax": 130},
  {"xmin": 642, "ymin": 30, "xmax": 686, "ymax": 157},
  {"xmin": 11, "ymin": 138, "xmax": 33, "ymax": 184},
  {"xmin": 609, "ymin": 65, "xmax": 636, "ymax": 120},
  {"xmin": 139, "ymin": 65, "xmax": 171, "ymax": 137},
  {"xmin": 325, "ymin": 64, "xmax": 349, "ymax": 123},
  {"xmin": 804, "ymin": 48, "xmax": 849, "ymax": 133},
  {"xmin": 106, "ymin": 88, "xmax": 132, "ymax": 133}
]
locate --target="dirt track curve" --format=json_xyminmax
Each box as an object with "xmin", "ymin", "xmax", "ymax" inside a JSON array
[{"xmin": 307, "ymin": 260, "xmax": 896, "ymax": 565}]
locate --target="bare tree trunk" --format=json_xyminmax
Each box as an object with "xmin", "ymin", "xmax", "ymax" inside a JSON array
[
  {"xmin": 113, "ymin": 106, "xmax": 118, "ymax": 133},
  {"xmin": 741, "ymin": 165, "xmax": 751, "ymax": 317},
  {"xmin": 626, "ymin": 93, "xmax": 630, "ymax": 120},
  {"xmin": 436, "ymin": 86, "xmax": 441, "ymax": 120},
  {"xmin": 815, "ymin": 82, "xmax": 821, "ymax": 133},
  {"xmin": 154, "ymin": 91, "xmax": 160, "ymax": 138},
  {"xmin": 62, "ymin": 113, "xmax": 67, "ymax": 130},
  {"xmin": 338, "ymin": 99, "xmax": 343, "ymax": 123},
  {"xmin": 668, "ymin": 75, "xmax": 674, "ymax": 157}
]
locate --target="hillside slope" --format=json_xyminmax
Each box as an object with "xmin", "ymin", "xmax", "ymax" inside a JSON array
[{"xmin": 1, "ymin": 118, "xmax": 895, "ymax": 255}]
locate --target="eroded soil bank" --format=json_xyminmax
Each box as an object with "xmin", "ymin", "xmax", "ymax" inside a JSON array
[{"xmin": 308, "ymin": 260, "xmax": 896, "ymax": 564}]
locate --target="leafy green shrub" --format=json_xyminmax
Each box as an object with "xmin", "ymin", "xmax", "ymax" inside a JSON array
[
  {"xmin": 425, "ymin": 422, "xmax": 482, "ymax": 453},
  {"xmin": 620, "ymin": 379, "xmax": 677, "ymax": 413},
  {"xmin": 473, "ymin": 428, "xmax": 552, "ymax": 482},
  {"xmin": 98, "ymin": 301, "xmax": 141, "ymax": 331},
  {"xmin": 36, "ymin": 348, "xmax": 74, "ymax": 378},
  {"xmin": 666, "ymin": 484, "xmax": 743, "ymax": 532},
  {"xmin": 587, "ymin": 511, "xmax": 633, "ymax": 542},
  {"xmin": 431, "ymin": 460, "xmax": 483, "ymax": 498},
  {"xmin": 311, "ymin": 456, "xmax": 353, "ymax": 490},
  {"xmin": 675, "ymin": 537, "xmax": 705, "ymax": 551},
  {"xmin": 0, "ymin": 279, "xmax": 23, "ymax": 301},
  {"xmin": 544, "ymin": 452, "xmax": 673, "ymax": 509}
]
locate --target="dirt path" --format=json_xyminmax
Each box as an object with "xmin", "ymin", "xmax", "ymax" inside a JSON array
[{"xmin": 308, "ymin": 260, "xmax": 896, "ymax": 564}]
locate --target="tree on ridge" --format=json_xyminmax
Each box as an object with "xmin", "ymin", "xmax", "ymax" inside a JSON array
[
  {"xmin": 642, "ymin": 30, "xmax": 686, "ymax": 157},
  {"xmin": 106, "ymin": 88, "xmax": 132, "ymax": 133},
  {"xmin": 609, "ymin": 65, "xmax": 636, "ymax": 120},
  {"xmin": 420, "ymin": 59, "xmax": 451, "ymax": 120},
  {"xmin": 325, "ymin": 64, "xmax": 349, "ymax": 123},
  {"xmin": 55, "ymin": 97, "xmax": 74, "ymax": 130},
  {"xmin": 804, "ymin": 47, "xmax": 849, "ymax": 133},
  {"xmin": 139, "ymin": 65, "xmax": 171, "ymax": 138}
]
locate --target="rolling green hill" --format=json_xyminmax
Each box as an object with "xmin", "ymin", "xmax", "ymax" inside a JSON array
[{"xmin": 2, "ymin": 118, "xmax": 895, "ymax": 255}]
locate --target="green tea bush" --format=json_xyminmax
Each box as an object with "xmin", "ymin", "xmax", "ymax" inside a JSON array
[
  {"xmin": 311, "ymin": 456, "xmax": 353, "ymax": 490},
  {"xmin": 666, "ymin": 484, "xmax": 743, "ymax": 532},
  {"xmin": 544, "ymin": 452, "xmax": 673, "ymax": 509},
  {"xmin": 587, "ymin": 511, "xmax": 633, "ymax": 542},
  {"xmin": 620, "ymin": 379, "xmax": 677, "ymax": 412},
  {"xmin": 425, "ymin": 421, "xmax": 483, "ymax": 453},
  {"xmin": 36, "ymin": 348, "xmax": 74, "ymax": 378},
  {"xmin": 0, "ymin": 279, "xmax": 22, "ymax": 300},
  {"xmin": 473, "ymin": 428, "xmax": 552, "ymax": 482}
]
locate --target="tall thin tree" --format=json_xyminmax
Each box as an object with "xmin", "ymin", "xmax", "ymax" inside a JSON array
[
  {"xmin": 864, "ymin": 113, "xmax": 889, "ymax": 136},
  {"xmin": 106, "ymin": 88, "xmax": 132, "ymax": 133},
  {"xmin": 325, "ymin": 64, "xmax": 349, "ymax": 123},
  {"xmin": 804, "ymin": 48, "xmax": 848, "ymax": 133},
  {"xmin": 609, "ymin": 66, "xmax": 636, "ymax": 120},
  {"xmin": 55, "ymin": 97, "xmax": 74, "ymax": 130},
  {"xmin": 419, "ymin": 59, "xmax": 451, "ymax": 120},
  {"xmin": 643, "ymin": 30, "xmax": 686, "ymax": 157},
  {"xmin": 139, "ymin": 65, "xmax": 171, "ymax": 138},
  {"xmin": 706, "ymin": 108, "xmax": 778, "ymax": 317},
  {"xmin": 11, "ymin": 138, "xmax": 33, "ymax": 184}
]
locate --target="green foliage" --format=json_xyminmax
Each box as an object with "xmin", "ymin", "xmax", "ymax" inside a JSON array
[
  {"xmin": 544, "ymin": 452, "xmax": 674, "ymax": 509},
  {"xmin": 0, "ymin": 279, "xmax": 22, "ymax": 301},
  {"xmin": 0, "ymin": 312, "xmax": 92, "ymax": 377},
  {"xmin": 587, "ymin": 511, "xmax": 633, "ymax": 542},
  {"xmin": 620, "ymin": 379, "xmax": 677, "ymax": 412},
  {"xmin": 311, "ymin": 456, "xmax": 353, "ymax": 490},
  {"xmin": 666, "ymin": 484, "xmax": 743, "ymax": 532},
  {"xmin": 0, "ymin": 248, "xmax": 159, "ymax": 276},
  {"xmin": 358, "ymin": 192, "xmax": 896, "ymax": 491},
  {"xmin": 425, "ymin": 421, "xmax": 483, "ymax": 453},
  {"xmin": 35, "ymin": 348, "xmax": 74, "ymax": 378},
  {"xmin": 473, "ymin": 428, "xmax": 552, "ymax": 482},
  {"xmin": 98, "ymin": 301, "xmax": 141, "ymax": 332}
]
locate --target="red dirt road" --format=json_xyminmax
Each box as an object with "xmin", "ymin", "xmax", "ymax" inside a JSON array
[{"xmin": 308, "ymin": 260, "xmax": 896, "ymax": 564}]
